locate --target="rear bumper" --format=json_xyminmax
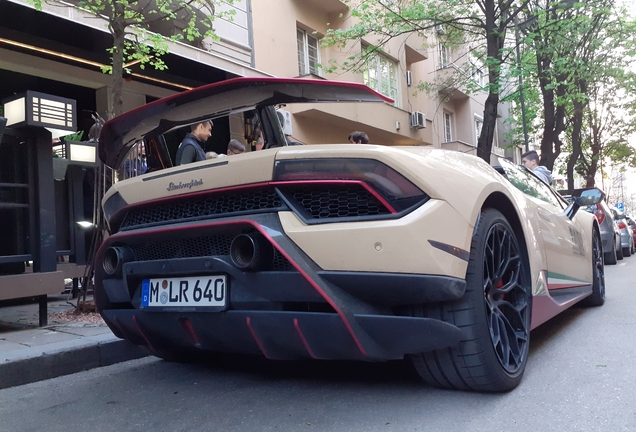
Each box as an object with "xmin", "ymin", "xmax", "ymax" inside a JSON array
[
  {"xmin": 598, "ymin": 228, "xmax": 615, "ymax": 253},
  {"xmin": 103, "ymin": 308, "xmax": 463, "ymax": 361},
  {"xmin": 96, "ymin": 213, "xmax": 466, "ymax": 360},
  {"xmin": 620, "ymin": 231, "xmax": 632, "ymax": 248}
]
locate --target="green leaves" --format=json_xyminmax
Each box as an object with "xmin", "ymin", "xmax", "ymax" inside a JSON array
[{"xmin": 27, "ymin": 0, "xmax": 233, "ymax": 117}]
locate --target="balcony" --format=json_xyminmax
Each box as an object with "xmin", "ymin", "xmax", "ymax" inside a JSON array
[
  {"xmin": 288, "ymin": 101, "xmax": 433, "ymax": 146},
  {"xmin": 405, "ymin": 33, "xmax": 428, "ymax": 64},
  {"xmin": 296, "ymin": 0, "xmax": 348, "ymax": 13}
]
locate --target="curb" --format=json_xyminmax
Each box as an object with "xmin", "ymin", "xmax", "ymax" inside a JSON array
[{"xmin": 0, "ymin": 335, "xmax": 150, "ymax": 390}]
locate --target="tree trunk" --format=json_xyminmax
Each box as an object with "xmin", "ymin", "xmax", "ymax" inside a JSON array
[
  {"xmin": 476, "ymin": 0, "xmax": 503, "ymax": 164},
  {"xmin": 586, "ymin": 122, "xmax": 601, "ymax": 188},
  {"xmin": 567, "ymin": 81, "xmax": 587, "ymax": 192},
  {"xmin": 477, "ymin": 93, "xmax": 499, "ymax": 162},
  {"xmin": 537, "ymin": 53, "xmax": 557, "ymax": 168},
  {"xmin": 535, "ymin": 37, "xmax": 566, "ymax": 171}
]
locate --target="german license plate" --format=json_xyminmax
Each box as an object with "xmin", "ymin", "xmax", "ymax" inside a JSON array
[{"xmin": 140, "ymin": 276, "xmax": 227, "ymax": 309}]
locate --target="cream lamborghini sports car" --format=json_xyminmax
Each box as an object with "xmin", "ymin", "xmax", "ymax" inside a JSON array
[{"xmin": 96, "ymin": 77, "xmax": 605, "ymax": 392}]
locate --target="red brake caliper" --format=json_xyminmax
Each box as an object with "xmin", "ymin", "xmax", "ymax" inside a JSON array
[{"xmin": 497, "ymin": 279, "xmax": 505, "ymax": 300}]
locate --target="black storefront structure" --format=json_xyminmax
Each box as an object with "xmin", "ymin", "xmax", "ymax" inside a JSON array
[{"xmin": 0, "ymin": 0, "xmax": 246, "ymax": 323}]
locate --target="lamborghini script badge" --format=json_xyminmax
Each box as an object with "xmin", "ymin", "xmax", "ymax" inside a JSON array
[{"xmin": 167, "ymin": 179, "xmax": 203, "ymax": 191}]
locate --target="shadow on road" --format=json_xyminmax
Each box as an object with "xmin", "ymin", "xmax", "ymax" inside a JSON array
[
  {"xmin": 529, "ymin": 304, "xmax": 588, "ymax": 355},
  {"xmin": 144, "ymin": 304, "xmax": 593, "ymax": 391},
  {"xmin": 187, "ymin": 353, "xmax": 423, "ymax": 387}
]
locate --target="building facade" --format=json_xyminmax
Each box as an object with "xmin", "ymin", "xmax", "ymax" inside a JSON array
[
  {"xmin": 251, "ymin": 0, "xmax": 513, "ymax": 162},
  {"xmin": 0, "ymin": 0, "xmax": 520, "ymax": 303},
  {"xmin": 1, "ymin": 0, "xmax": 516, "ymax": 159}
]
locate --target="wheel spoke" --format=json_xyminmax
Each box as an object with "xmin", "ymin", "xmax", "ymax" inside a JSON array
[
  {"xmin": 493, "ymin": 308, "xmax": 525, "ymax": 369},
  {"xmin": 483, "ymin": 222, "xmax": 531, "ymax": 374}
]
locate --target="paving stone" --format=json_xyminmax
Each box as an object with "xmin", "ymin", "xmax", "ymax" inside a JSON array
[{"xmin": 2, "ymin": 328, "xmax": 80, "ymax": 346}]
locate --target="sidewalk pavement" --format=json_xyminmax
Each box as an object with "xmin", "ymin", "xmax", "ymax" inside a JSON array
[{"xmin": 0, "ymin": 294, "xmax": 149, "ymax": 390}]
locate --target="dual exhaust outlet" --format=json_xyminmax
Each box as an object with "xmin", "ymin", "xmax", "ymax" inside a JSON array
[{"xmin": 102, "ymin": 232, "xmax": 275, "ymax": 276}]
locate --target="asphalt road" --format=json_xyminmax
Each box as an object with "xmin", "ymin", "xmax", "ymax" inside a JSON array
[{"xmin": 1, "ymin": 259, "xmax": 635, "ymax": 432}]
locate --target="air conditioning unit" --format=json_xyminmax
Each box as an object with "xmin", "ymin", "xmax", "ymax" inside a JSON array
[
  {"xmin": 276, "ymin": 109, "xmax": 293, "ymax": 136},
  {"xmin": 435, "ymin": 24, "xmax": 446, "ymax": 35},
  {"xmin": 410, "ymin": 111, "xmax": 426, "ymax": 129},
  {"xmin": 406, "ymin": 70, "xmax": 413, "ymax": 87}
]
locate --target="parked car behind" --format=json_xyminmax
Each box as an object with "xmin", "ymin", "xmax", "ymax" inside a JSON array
[
  {"xmin": 611, "ymin": 209, "xmax": 634, "ymax": 257},
  {"xmin": 584, "ymin": 200, "xmax": 622, "ymax": 264},
  {"xmin": 627, "ymin": 216, "xmax": 636, "ymax": 251}
]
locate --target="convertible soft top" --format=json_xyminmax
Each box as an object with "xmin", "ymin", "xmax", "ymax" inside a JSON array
[{"xmin": 98, "ymin": 77, "xmax": 392, "ymax": 168}]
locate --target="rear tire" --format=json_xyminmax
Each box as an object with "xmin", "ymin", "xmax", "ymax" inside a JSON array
[
  {"xmin": 623, "ymin": 246, "xmax": 631, "ymax": 257},
  {"xmin": 604, "ymin": 241, "xmax": 617, "ymax": 265},
  {"xmin": 584, "ymin": 231, "xmax": 605, "ymax": 307},
  {"xmin": 407, "ymin": 208, "xmax": 532, "ymax": 392},
  {"xmin": 617, "ymin": 244, "xmax": 624, "ymax": 260}
]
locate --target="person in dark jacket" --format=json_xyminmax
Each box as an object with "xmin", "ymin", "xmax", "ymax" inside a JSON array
[{"xmin": 175, "ymin": 120, "xmax": 213, "ymax": 165}]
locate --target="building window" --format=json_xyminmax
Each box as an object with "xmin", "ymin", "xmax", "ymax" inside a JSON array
[
  {"xmin": 363, "ymin": 52, "xmax": 398, "ymax": 103},
  {"xmin": 475, "ymin": 116, "xmax": 483, "ymax": 144},
  {"xmin": 439, "ymin": 44, "xmax": 449, "ymax": 67},
  {"xmin": 297, "ymin": 28, "xmax": 320, "ymax": 76},
  {"xmin": 473, "ymin": 66, "xmax": 486, "ymax": 87},
  {"xmin": 444, "ymin": 112, "xmax": 453, "ymax": 142}
]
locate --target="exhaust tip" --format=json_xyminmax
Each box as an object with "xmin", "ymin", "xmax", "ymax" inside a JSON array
[
  {"xmin": 103, "ymin": 246, "xmax": 133, "ymax": 276},
  {"xmin": 230, "ymin": 233, "xmax": 274, "ymax": 271}
]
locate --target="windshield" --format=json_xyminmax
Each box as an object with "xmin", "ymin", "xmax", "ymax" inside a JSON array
[{"xmin": 497, "ymin": 157, "xmax": 565, "ymax": 209}]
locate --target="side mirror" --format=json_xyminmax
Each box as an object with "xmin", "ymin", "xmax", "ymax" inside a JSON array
[
  {"xmin": 564, "ymin": 188, "xmax": 605, "ymax": 220},
  {"xmin": 573, "ymin": 188, "xmax": 605, "ymax": 206}
]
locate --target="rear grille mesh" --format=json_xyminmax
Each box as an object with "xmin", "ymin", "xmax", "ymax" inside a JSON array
[
  {"xmin": 117, "ymin": 183, "xmax": 395, "ymax": 232},
  {"xmin": 129, "ymin": 235, "xmax": 294, "ymax": 271},
  {"xmin": 120, "ymin": 189, "xmax": 284, "ymax": 230},
  {"xmin": 283, "ymin": 185, "xmax": 391, "ymax": 219},
  {"xmin": 130, "ymin": 235, "xmax": 234, "ymax": 261}
]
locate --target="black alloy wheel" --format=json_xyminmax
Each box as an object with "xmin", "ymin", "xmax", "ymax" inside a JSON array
[
  {"xmin": 406, "ymin": 208, "xmax": 532, "ymax": 392},
  {"xmin": 585, "ymin": 231, "xmax": 605, "ymax": 307},
  {"xmin": 482, "ymin": 220, "xmax": 531, "ymax": 374}
]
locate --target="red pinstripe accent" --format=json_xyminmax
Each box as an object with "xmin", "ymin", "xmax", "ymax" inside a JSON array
[
  {"xmin": 111, "ymin": 315, "xmax": 123, "ymax": 334},
  {"xmin": 246, "ymin": 317, "xmax": 272, "ymax": 359},
  {"xmin": 271, "ymin": 180, "xmax": 397, "ymax": 214},
  {"xmin": 132, "ymin": 315, "xmax": 156, "ymax": 351},
  {"xmin": 179, "ymin": 318, "xmax": 201, "ymax": 346},
  {"xmin": 104, "ymin": 219, "xmax": 368, "ymax": 357},
  {"xmin": 548, "ymin": 283, "xmax": 590, "ymax": 290},
  {"xmin": 293, "ymin": 318, "xmax": 319, "ymax": 359}
]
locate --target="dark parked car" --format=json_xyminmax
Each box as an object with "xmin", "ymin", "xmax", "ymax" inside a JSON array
[
  {"xmin": 561, "ymin": 189, "xmax": 621, "ymax": 264},
  {"xmin": 584, "ymin": 200, "xmax": 622, "ymax": 264},
  {"xmin": 627, "ymin": 216, "xmax": 636, "ymax": 251},
  {"xmin": 611, "ymin": 209, "xmax": 635, "ymax": 257}
]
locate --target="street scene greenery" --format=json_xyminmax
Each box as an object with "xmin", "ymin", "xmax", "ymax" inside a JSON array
[
  {"xmin": 29, "ymin": 0, "xmax": 234, "ymax": 117},
  {"xmin": 25, "ymin": 0, "xmax": 636, "ymax": 191},
  {"xmin": 322, "ymin": 0, "xmax": 636, "ymax": 190}
]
